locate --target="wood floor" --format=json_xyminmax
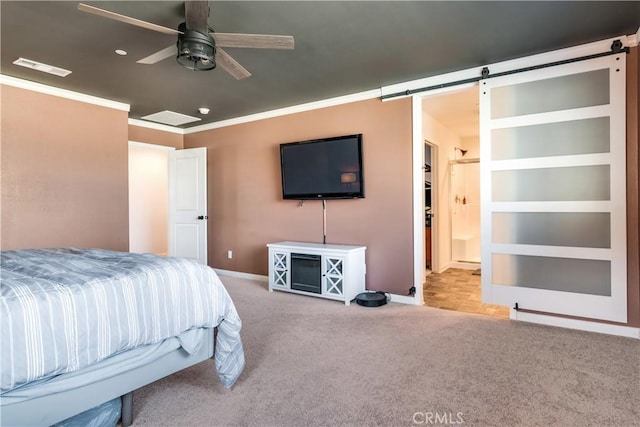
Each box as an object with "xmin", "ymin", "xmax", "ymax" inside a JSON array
[{"xmin": 423, "ymin": 268, "xmax": 510, "ymax": 318}]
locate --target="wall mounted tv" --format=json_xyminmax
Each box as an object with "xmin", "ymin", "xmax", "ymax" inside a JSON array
[{"xmin": 280, "ymin": 134, "xmax": 364, "ymax": 200}]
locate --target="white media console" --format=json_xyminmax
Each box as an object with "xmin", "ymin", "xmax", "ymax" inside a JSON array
[{"xmin": 267, "ymin": 241, "xmax": 366, "ymax": 305}]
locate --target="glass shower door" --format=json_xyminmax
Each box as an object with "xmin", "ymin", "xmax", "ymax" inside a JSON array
[{"xmin": 451, "ymin": 160, "xmax": 481, "ymax": 263}]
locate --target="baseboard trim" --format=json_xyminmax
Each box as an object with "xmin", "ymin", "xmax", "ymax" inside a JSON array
[
  {"xmin": 214, "ymin": 269, "xmax": 418, "ymax": 306},
  {"xmin": 214, "ymin": 269, "xmax": 268, "ymax": 282},
  {"xmin": 448, "ymin": 262, "xmax": 480, "ymax": 270},
  {"xmin": 388, "ymin": 293, "xmax": 419, "ymax": 305},
  {"xmin": 511, "ymin": 309, "xmax": 640, "ymax": 339}
]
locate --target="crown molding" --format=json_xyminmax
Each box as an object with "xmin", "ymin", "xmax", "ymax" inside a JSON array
[
  {"xmin": 183, "ymin": 89, "xmax": 381, "ymax": 134},
  {"xmin": 6, "ymin": 30, "xmax": 637, "ymax": 136},
  {"xmin": 0, "ymin": 74, "xmax": 130, "ymax": 112},
  {"xmin": 128, "ymin": 141, "xmax": 176, "ymax": 151},
  {"xmin": 127, "ymin": 118, "xmax": 185, "ymax": 134}
]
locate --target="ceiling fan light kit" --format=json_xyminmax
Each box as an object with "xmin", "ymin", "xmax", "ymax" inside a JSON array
[{"xmin": 176, "ymin": 22, "xmax": 216, "ymax": 71}]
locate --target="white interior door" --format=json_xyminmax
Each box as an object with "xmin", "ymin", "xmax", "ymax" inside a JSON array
[
  {"xmin": 168, "ymin": 147, "xmax": 208, "ymax": 265},
  {"xmin": 480, "ymin": 54, "xmax": 627, "ymax": 322}
]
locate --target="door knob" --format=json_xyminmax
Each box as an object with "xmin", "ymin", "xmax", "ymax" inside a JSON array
[{"xmin": 197, "ymin": 215, "xmax": 208, "ymax": 220}]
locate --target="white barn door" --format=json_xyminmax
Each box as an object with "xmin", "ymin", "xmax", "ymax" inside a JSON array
[
  {"xmin": 480, "ymin": 54, "xmax": 627, "ymax": 322},
  {"xmin": 168, "ymin": 147, "xmax": 208, "ymax": 265}
]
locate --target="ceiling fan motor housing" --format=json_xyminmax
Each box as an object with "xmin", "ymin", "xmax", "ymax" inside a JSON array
[{"xmin": 176, "ymin": 22, "xmax": 216, "ymax": 71}]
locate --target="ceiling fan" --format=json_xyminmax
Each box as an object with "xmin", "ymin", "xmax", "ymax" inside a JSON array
[{"xmin": 77, "ymin": 1, "xmax": 294, "ymax": 79}]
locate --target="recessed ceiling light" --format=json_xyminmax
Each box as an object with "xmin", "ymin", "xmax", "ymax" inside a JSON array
[
  {"xmin": 13, "ymin": 57, "xmax": 71, "ymax": 77},
  {"xmin": 115, "ymin": 49, "xmax": 127, "ymax": 56},
  {"xmin": 198, "ymin": 107, "xmax": 210, "ymax": 115}
]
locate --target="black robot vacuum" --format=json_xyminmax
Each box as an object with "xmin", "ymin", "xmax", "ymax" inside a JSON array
[{"xmin": 354, "ymin": 291, "xmax": 388, "ymax": 307}]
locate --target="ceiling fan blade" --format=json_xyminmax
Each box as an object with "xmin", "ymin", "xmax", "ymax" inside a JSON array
[
  {"xmin": 212, "ymin": 33, "xmax": 295, "ymax": 50},
  {"xmin": 137, "ymin": 45, "xmax": 178, "ymax": 65},
  {"xmin": 216, "ymin": 48, "xmax": 251, "ymax": 80},
  {"xmin": 77, "ymin": 3, "xmax": 180, "ymax": 35},
  {"xmin": 184, "ymin": 1, "xmax": 209, "ymax": 32}
]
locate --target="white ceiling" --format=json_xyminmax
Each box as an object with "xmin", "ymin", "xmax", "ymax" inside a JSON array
[{"xmin": 422, "ymin": 86, "xmax": 480, "ymax": 139}]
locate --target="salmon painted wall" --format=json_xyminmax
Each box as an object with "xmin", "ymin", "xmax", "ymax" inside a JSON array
[
  {"xmin": 1, "ymin": 85, "xmax": 129, "ymax": 251},
  {"xmin": 184, "ymin": 98, "xmax": 414, "ymax": 294},
  {"xmin": 0, "ymin": 43, "xmax": 636, "ymax": 317}
]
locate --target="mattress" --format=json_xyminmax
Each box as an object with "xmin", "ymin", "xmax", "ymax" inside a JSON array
[{"xmin": 0, "ymin": 248, "xmax": 245, "ymax": 393}]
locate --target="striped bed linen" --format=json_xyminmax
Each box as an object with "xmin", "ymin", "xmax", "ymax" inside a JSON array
[{"xmin": 0, "ymin": 248, "xmax": 245, "ymax": 393}]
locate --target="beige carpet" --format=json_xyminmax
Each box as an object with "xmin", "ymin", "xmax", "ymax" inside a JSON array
[{"xmin": 130, "ymin": 276, "xmax": 640, "ymax": 426}]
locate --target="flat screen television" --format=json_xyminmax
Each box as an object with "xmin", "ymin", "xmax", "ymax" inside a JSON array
[{"xmin": 280, "ymin": 134, "xmax": 364, "ymax": 200}]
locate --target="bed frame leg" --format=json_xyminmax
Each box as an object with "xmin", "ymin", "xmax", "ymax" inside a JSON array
[{"xmin": 121, "ymin": 392, "xmax": 133, "ymax": 427}]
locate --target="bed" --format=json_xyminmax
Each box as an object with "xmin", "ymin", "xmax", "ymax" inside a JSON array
[{"xmin": 0, "ymin": 248, "xmax": 245, "ymax": 426}]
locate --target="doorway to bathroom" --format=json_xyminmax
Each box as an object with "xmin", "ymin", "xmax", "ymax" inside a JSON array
[{"xmin": 419, "ymin": 86, "xmax": 509, "ymax": 318}]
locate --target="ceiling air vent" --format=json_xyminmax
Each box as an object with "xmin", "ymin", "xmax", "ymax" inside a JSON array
[
  {"xmin": 140, "ymin": 110, "xmax": 202, "ymax": 126},
  {"xmin": 13, "ymin": 58, "xmax": 71, "ymax": 77}
]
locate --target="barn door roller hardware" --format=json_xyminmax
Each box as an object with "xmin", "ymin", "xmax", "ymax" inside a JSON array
[{"xmin": 381, "ymin": 39, "xmax": 629, "ymax": 101}]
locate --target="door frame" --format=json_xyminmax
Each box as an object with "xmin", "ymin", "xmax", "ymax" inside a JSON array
[
  {"xmin": 412, "ymin": 86, "xmax": 477, "ymax": 305},
  {"xmin": 411, "ymin": 96, "xmax": 425, "ymax": 304}
]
